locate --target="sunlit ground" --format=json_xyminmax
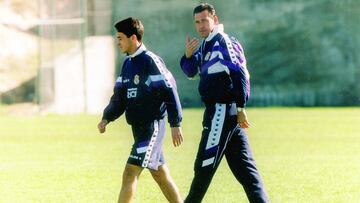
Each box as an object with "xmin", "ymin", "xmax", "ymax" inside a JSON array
[{"xmin": 1, "ymin": 107, "xmax": 360, "ymax": 202}]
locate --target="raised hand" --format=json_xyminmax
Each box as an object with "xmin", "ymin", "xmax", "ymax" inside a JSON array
[{"xmin": 185, "ymin": 36, "xmax": 199, "ymax": 58}]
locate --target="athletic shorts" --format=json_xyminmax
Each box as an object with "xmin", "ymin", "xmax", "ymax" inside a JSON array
[{"xmin": 127, "ymin": 119, "xmax": 165, "ymax": 170}]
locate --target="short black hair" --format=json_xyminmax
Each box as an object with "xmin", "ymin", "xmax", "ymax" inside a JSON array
[
  {"xmin": 114, "ymin": 17, "xmax": 144, "ymax": 41},
  {"xmin": 193, "ymin": 3, "xmax": 216, "ymax": 17}
]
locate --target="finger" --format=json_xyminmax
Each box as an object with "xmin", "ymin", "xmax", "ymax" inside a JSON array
[
  {"xmin": 175, "ymin": 136, "xmax": 180, "ymax": 147},
  {"xmin": 189, "ymin": 38, "xmax": 197, "ymax": 44},
  {"xmin": 189, "ymin": 39, "xmax": 199, "ymax": 47},
  {"xmin": 173, "ymin": 137, "xmax": 177, "ymax": 147},
  {"xmin": 241, "ymin": 121, "xmax": 250, "ymax": 129},
  {"xmin": 191, "ymin": 46, "xmax": 198, "ymax": 53},
  {"xmin": 187, "ymin": 40, "xmax": 196, "ymax": 48},
  {"xmin": 189, "ymin": 43, "xmax": 198, "ymax": 50},
  {"xmin": 186, "ymin": 36, "xmax": 190, "ymax": 44},
  {"xmin": 173, "ymin": 136, "xmax": 177, "ymax": 147},
  {"xmin": 187, "ymin": 41, "xmax": 198, "ymax": 50},
  {"xmin": 244, "ymin": 120, "xmax": 251, "ymax": 128},
  {"xmin": 191, "ymin": 37, "xmax": 198, "ymax": 42},
  {"xmin": 188, "ymin": 45, "xmax": 198, "ymax": 53},
  {"xmin": 176, "ymin": 135, "xmax": 182, "ymax": 147},
  {"xmin": 243, "ymin": 118, "xmax": 250, "ymax": 125},
  {"xmin": 187, "ymin": 42, "xmax": 194, "ymax": 49},
  {"xmin": 175, "ymin": 138, "xmax": 180, "ymax": 147}
]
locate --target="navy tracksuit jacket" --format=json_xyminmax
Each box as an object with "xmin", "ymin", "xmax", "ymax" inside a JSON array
[
  {"xmin": 102, "ymin": 44, "xmax": 182, "ymax": 170},
  {"xmin": 102, "ymin": 44, "xmax": 182, "ymax": 127}
]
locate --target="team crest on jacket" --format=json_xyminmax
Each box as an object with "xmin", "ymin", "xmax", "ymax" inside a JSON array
[
  {"xmin": 134, "ymin": 74, "xmax": 140, "ymax": 85},
  {"xmin": 205, "ymin": 52, "xmax": 211, "ymax": 61}
]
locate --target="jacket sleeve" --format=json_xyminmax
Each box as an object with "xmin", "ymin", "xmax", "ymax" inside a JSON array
[
  {"xmin": 230, "ymin": 64, "xmax": 250, "ymax": 108},
  {"xmin": 179, "ymin": 50, "xmax": 201, "ymax": 78},
  {"xmin": 102, "ymin": 74, "xmax": 126, "ymax": 122},
  {"xmin": 147, "ymin": 57, "xmax": 182, "ymax": 127},
  {"xmin": 217, "ymin": 37, "xmax": 250, "ymax": 108},
  {"xmin": 162, "ymin": 72, "xmax": 182, "ymax": 127}
]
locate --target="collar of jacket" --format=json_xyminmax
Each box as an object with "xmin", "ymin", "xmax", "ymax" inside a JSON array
[
  {"xmin": 127, "ymin": 43, "xmax": 147, "ymax": 58},
  {"xmin": 205, "ymin": 24, "xmax": 224, "ymax": 42}
]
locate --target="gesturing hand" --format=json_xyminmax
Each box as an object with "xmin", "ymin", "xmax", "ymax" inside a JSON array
[{"xmin": 185, "ymin": 36, "xmax": 199, "ymax": 58}]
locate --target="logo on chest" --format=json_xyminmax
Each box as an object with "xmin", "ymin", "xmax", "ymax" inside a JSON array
[
  {"xmin": 127, "ymin": 88, "xmax": 137, "ymax": 98},
  {"xmin": 134, "ymin": 74, "xmax": 140, "ymax": 85},
  {"xmin": 204, "ymin": 52, "xmax": 211, "ymax": 61}
]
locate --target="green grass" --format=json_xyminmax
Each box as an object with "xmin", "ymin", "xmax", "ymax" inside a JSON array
[{"xmin": 1, "ymin": 108, "xmax": 360, "ymax": 203}]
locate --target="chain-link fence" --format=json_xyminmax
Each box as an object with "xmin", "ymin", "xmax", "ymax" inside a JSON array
[{"xmin": 1, "ymin": 0, "xmax": 114, "ymax": 113}]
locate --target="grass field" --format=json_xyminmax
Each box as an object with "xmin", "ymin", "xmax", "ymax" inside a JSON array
[{"xmin": 1, "ymin": 107, "xmax": 360, "ymax": 203}]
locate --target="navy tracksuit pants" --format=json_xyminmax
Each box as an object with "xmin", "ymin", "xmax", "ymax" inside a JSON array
[{"xmin": 185, "ymin": 103, "xmax": 269, "ymax": 203}]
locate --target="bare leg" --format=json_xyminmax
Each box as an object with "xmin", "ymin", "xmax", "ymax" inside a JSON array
[
  {"xmin": 118, "ymin": 164, "xmax": 143, "ymax": 203},
  {"xmin": 150, "ymin": 164, "xmax": 183, "ymax": 203}
]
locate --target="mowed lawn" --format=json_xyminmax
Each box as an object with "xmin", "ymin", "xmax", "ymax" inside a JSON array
[{"xmin": 1, "ymin": 107, "xmax": 360, "ymax": 203}]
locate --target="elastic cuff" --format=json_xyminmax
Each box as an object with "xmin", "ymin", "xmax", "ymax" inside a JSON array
[
  {"xmin": 237, "ymin": 107, "xmax": 245, "ymax": 112},
  {"xmin": 170, "ymin": 122, "xmax": 181, "ymax": 128},
  {"xmin": 236, "ymin": 103, "xmax": 246, "ymax": 108},
  {"xmin": 102, "ymin": 116, "xmax": 112, "ymax": 123}
]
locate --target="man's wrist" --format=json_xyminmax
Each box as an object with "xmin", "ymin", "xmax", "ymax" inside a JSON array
[
  {"xmin": 185, "ymin": 53, "xmax": 192, "ymax": 59},
  {"xmin": 237, "ymin": 107, "xmax": 245, "ymax": 112},
  {"xmin": 170, "ymin": 122, "xmax": 181, "ymax": 128}
]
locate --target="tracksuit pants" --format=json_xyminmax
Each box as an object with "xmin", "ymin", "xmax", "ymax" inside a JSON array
[{"xmin": 185, "ymin": 103, "xmax": 269, "ymax": 203}]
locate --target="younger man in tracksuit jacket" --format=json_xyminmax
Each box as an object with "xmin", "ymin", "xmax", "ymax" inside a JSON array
[
  {"xmin": 98, "ymin": 17, "xmax": 183, "ymax": 203},
  {"xmin": 180, "ymin": 3, "xmax": 269, "ymax": 203}
]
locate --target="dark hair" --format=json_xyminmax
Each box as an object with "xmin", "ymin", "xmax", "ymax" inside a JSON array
[
  {"xmin": 114, "ymin": 17, "xmax": 144, "ymax": 41},
  {"xmin": 193, "ymin": 3, "xmax": 216, "ymax": 17}
]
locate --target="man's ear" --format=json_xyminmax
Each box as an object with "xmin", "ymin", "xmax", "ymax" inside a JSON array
[
  {"xmin": 130, "ymin": 34, "xmax": 138, "ymax": 42},
  {"xmin": 214, "ymin": 15, "xmax": 219, "ymax": 24}
]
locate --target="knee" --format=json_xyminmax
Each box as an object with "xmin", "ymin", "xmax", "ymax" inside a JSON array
[
  {"xmin": 122, "ymin": 166, "xmax": 140, "ymax": 182},
  {"xmin": 150, "ymin": 167, "xmax": 168, "ymax": 183}
]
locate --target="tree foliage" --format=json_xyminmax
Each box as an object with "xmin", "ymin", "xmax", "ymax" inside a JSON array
[{"xmin": 113, "ymin": 0, "xmax": 360, "ymax": 106}]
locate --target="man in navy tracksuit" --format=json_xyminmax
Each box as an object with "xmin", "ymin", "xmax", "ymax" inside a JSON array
[
  {"xmin": 180, "ymin": 3, "xmax": 269, "ymax": 203},
  {"xmin": 98, "ymin": 17, "xmax": 183, "ymax": 203}
]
